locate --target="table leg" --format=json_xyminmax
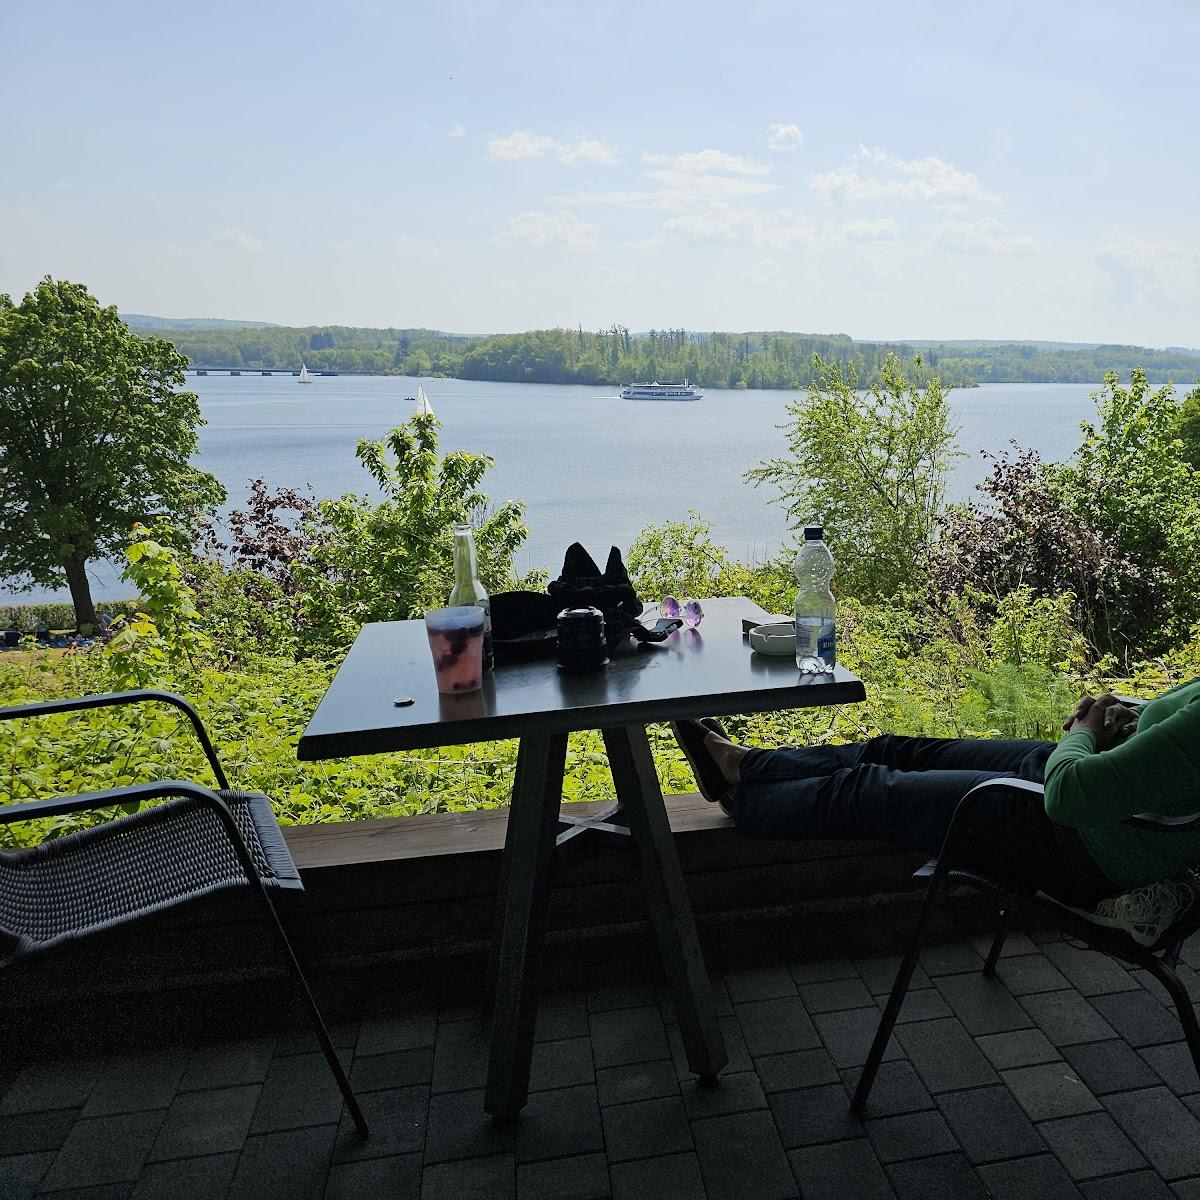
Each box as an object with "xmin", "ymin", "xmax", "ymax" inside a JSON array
[
  {"xmin": 602, "ymin": 724, "xmax": 728, "ymax": 1079},
  {"xmin": 484, "ymin": 731, "xmax": 569, "ymax": 1118}
]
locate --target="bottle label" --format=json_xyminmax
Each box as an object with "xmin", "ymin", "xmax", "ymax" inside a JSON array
[
  {"xmin": 817, "ymin": 627, "xmax": 835, "ymax": 664},
  {"xmin": 795, "ymin": 617, "xmax": 836, "ymax": 668}
]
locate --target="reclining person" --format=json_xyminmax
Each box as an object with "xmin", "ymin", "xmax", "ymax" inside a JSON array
[{"xmin": 674, "ymin": 680, "xmax": 1200, "ymax": 944}]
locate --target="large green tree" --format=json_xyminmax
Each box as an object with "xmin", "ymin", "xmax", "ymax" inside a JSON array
[
  {"xmin": 0, "ymin": 278, "xmax": 224, "ymax": 626},
  {"xmin": 748, "ymin": 354, "xmax": 959, "ymax": 600},
  {"xmin": 1050, "ymin": 369, "xmax": 1200, "ymax": 656},
  {"xmin": 292, "ymin": 411, "xmax": 528, "ymax": 652}
]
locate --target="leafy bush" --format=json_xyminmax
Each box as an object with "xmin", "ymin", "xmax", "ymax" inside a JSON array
[
  {"xmin": 747, "ymin": 353, "xmax": 959, "ymax": 601},
  {"xmin": 931, "ymin": 445, "xmax": 1140, "ymax": 658}
]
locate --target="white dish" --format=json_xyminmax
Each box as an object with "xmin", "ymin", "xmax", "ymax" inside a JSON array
[{"xmin": 748, "ymin": 622, "xmax": 796, "ymax": 657}]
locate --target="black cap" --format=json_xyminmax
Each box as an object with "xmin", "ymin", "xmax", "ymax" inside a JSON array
[{"xmin": 803, "ymin": 525, "xmax": 825, "ymax": 541}]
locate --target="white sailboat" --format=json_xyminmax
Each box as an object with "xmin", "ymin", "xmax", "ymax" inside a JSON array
[
  {"xmin": 415, "ymin": 384, "xmax": 435, "ymax": 417},
  {"xmin": 298, "ymin": 362, "xmax": 314, "ymax": 384}
]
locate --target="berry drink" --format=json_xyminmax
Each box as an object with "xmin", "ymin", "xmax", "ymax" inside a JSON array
[{"xmin": 424, "ymin": 606, "xmax": 485, "ymax": 694}]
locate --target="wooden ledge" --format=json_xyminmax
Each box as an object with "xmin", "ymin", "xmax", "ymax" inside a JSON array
[{"xmin": 282, "ymin": 792, "xmax": 733, "ymax": 870}]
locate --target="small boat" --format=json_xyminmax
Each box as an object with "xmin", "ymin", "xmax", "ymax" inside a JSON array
[
  {"xmin": 412, "ymin": 384, "xmax": 436, "ymax": 418},
  {"xmin": 298, "ymin": 363, "xmax": 314, "ymax": 384},
  {"xmin": 620, "ymin": 379, "xmax": 703, "ymax": 400}
]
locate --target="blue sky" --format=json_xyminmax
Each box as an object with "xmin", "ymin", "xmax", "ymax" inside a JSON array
[{"xmin": 3, "ymin": 0, "xmax": 1197, "ymax": 343}]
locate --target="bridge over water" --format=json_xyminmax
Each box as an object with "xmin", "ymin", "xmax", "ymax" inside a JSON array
[{"xmin": 189, "ymin": 367, "xmax": 361, "ymax": 376}]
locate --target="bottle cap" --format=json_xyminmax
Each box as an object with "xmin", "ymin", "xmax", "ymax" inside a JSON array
[{"xmin": 803, "ymin": 525, "xmax": 825, "ymax": 541}]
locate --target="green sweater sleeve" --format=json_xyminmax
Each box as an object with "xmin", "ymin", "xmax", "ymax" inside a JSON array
[{"xmin": 1044, "ymin": 696, "xmax": 1200, "ymax": 828}]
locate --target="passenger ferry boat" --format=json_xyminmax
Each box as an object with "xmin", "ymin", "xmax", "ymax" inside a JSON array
[{"xmin": 619, "ymin": 379, "xmax": 703, "ymax": 400}]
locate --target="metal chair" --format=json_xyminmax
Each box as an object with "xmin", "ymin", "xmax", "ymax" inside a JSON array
[
  {"xmin": 0, "ymin": 689, "xmax": 368, "ymax": 1138},
  {"xmin": 852, "ymin": 775, "xmax": 1200, "ymax": 1114}
]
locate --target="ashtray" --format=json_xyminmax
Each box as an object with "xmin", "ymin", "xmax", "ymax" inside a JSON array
[{"xmin": 748, "ymin": 622, "xmax": 796, "ymax": 657}]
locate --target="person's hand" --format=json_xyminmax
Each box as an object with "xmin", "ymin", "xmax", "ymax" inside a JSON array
[
  {"xmin": 1067, "ymin": 693, "xmax": 1139, "ymax": 751},
  {"xmin": 1063, "ymin": 694, "xmax": 1097, "ymax": 731}
]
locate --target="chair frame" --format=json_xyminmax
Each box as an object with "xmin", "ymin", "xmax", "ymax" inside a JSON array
[
  {"xmin": 0, "ymin": 688, "xmax": 368, "ymax": 1138},
  {"xmin": 852, "ymin": 775, "xmax": 1200, "ymax": 1115}
]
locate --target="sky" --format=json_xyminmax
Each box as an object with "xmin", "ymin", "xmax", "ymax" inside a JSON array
[{"xmin": 2, "ymin": 0, "xmax": 1198, "ymax": 345}]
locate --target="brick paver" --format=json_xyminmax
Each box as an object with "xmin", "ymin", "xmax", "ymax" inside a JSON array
[{"xmin": 5, "ymin": 901, "xmax": 1200, "ymax": 1197}]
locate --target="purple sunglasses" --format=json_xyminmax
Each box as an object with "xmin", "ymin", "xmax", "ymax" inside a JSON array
[{"xmin": 658, "ymin": 596, "xmax": 704, "ymax": 628}]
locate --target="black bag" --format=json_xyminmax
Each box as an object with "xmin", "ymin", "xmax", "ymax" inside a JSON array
[{"xmin": 491, "ymin": 543, "xmax": 676, "ymax": 663}]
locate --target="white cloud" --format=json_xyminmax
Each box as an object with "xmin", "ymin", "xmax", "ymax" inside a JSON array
[
  {"xmin": 448, "ymin": 123, "xmax": 466, "ymax": 138},
  {"xmin": 935, "ymin": 217, "xmax": 1036, "ymax": 256},
  {"xmin": 1096, "ymin": 233, "xmax": 1200, "ymax": 306},
  {"xmin": 487, "ymin": 130, "xmax": 617, "ymax": 165},
  {"xmin": 642, "ymin": 149, "xmax": 770, "ymax": 176},
  {"xmin": 555, "ymin": 147, "xmax": 778, "ymax": 215},
  {"xmin": 395, "ymin": 234, "xmax": 442, "ymax": 257},
  {"xmin": 327, "ymin": 240, "xmax": 356, "ymax": 253},
  {"xmin": 559, "ymin": 139, "xmax": 619, "ymax": 166},
  {"xmin": 489, "ymin": 131, "xmax": 560, "ymax": 160},
  {"xmin": 811, "ymin": 146, "xmax": 997, "ymax": 207},
  {"xmin": 663, "ymin": 203, "xmax": 815, "ymax": 248},
  {"xmin": 767, "ymin": 123, "xmax": 804, "ymax": 151},
  {"xmin": 215, "ymin": 228, "xmax": 264, "ymax": 254},
  {"xmin": 843, "ymin": 218, "xmax": 898, "ymax": 242},
  {"xmin": 496, "ymin": 210, "xmax": 600, "ymax": 252}
]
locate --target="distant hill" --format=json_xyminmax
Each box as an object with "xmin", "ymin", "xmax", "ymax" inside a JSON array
[{"xmin": 122, "ymin": 314, "xmax": 279, "ymax": 331}]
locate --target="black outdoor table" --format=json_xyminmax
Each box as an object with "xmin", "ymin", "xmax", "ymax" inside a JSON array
[{"xmin": 298, "ymin": 596, "xmax": 865, "ymax": 1118}]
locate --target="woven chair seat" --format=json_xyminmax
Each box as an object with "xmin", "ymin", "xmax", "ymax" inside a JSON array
[{"xmin": 0, "ymin": 790, "xmax": 300, "ymax": 963}]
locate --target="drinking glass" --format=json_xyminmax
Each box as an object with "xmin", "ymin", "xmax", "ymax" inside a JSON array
[{"xmin": 424, "ymin": 606, "xmax": 485, "ymax": 694}]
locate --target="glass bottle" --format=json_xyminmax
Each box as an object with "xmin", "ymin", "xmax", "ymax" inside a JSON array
[{"xmin": 448, "ymin": 523, "xmax": 493, "ymax": 670}]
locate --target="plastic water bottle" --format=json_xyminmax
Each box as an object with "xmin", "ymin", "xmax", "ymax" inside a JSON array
[{"xmin": 793, "ymin": 525, "xmax": 836, "ymax": 673}]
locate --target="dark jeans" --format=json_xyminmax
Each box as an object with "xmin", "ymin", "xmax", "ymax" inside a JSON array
[{"xmin": 733, "ymin": 734, "xmax": 1116, "ymax": 906}]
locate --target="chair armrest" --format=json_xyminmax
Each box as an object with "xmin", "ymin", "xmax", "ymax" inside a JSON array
[
  {"xmin": 1125, "ymin": 811, "xmax": 1200, "ymax": 833},
  {"xmin": 1113, "ymin": 695, "xmax": 1149, "ymax": 711},
  {"xmin": 0, "ymin": 779, "xmax": 228, "ymax": 826},
  {"xmin": 0, "ymin": 780, "xmax": 274, "ymax": 889},
  {"xmin": 0, "ymin": 691, "xmax": 229, "ymax": 790},
  {"xmin": 960, "ymin": 777, "xmax": 1046, "ymax": 800}
]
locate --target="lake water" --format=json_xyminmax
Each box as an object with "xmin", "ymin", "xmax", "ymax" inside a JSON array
[{"xmin": 7, "ymin": 376, "xmax": 1101, "ymax": 603}]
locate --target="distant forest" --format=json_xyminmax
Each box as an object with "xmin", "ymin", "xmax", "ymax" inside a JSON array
[{"xmin": 140, "ymin": 322, "xmax": 1200, "ymax": 389}]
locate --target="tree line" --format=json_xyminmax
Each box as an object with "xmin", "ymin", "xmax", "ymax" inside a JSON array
[{"xmin": 142, "ymin": 323, "xmax": 1200, "ymax": 389}]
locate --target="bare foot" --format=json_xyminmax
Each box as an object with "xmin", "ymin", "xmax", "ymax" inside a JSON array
[{"xmin": 705, "ymin": 730, "xmax": 748, "ymax": 785}]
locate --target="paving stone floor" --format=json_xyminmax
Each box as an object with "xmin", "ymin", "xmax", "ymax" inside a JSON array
[{"xmin": 5, "ymin": 897, "xmax": 1200, "ymax": 1199}]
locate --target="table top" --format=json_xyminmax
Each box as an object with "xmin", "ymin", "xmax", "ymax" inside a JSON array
[{"xmin": 297, "ymin": 597, "xmax": 866, "ymax": 759}]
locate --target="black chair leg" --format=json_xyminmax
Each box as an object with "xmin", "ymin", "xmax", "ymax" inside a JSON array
[
  {"xmin": 852, "ymin": 865, "xmax": 949, "ymax": 1114},
  {"xmin": 982, "ymin": 909, "xmax": 1010, "ymax": 978},
  {"xmin": 252, "ymin": 883, "xmax": 369, "ymax": 1138},
  {"xmin": 1147, "ymin": 957, "xmax": 1200, "ymax": 1092}
]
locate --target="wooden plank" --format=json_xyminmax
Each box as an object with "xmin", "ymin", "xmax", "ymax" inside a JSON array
[{"xmin": 280, "ymin": 791, "xmax": 837, "ymax": 871}]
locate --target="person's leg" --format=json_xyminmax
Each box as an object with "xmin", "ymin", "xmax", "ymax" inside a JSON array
[
  {"xmin": 859, "ymin": 735, "xmax": 1053, "ymax": 781},
  {"xmin": 731, "ymin": 756, "xmax": 1110, "ymax": 906},
  {"xmin": 739, "ymin": 735, "xmax": 1053, "ymax": 786},
  {"xmin": 729, "ymin": 763, "xmax": 1010, "ymax": 851}
]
